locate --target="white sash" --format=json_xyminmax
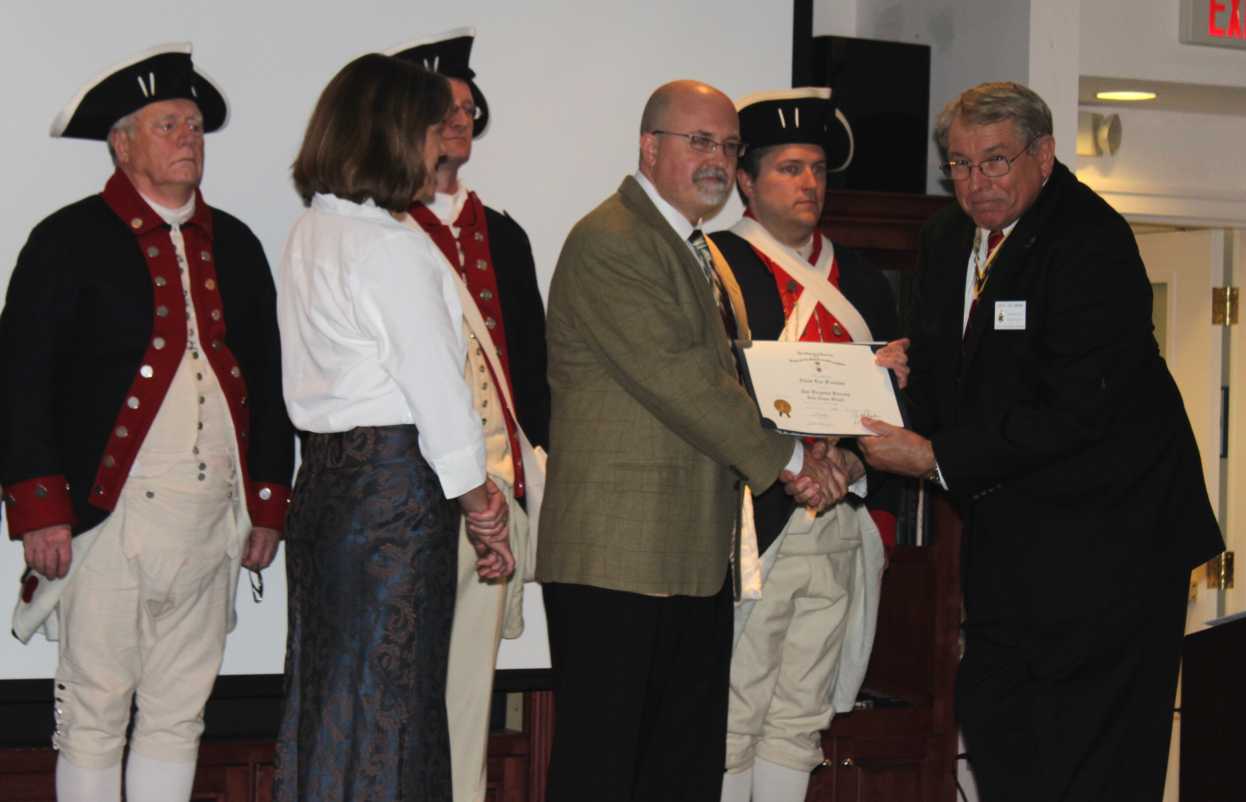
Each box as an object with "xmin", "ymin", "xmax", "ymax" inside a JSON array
[
  {"xmin": 402, "ymin": 214, "xmax": 547, "ymax": 584},
  {"xmin": 728, "ymin": 217, "xmax": 874, "ymax": 344}
]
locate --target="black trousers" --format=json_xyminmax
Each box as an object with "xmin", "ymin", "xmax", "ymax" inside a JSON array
[
  {"xmin": 957, "ymin": 562, "xmax": 1189, "ymax": 802},
  {"xmin": 542, "ymin": 578, "xmax": 733, "ymax": 802}
]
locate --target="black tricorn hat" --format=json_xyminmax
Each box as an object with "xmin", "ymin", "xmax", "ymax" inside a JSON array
[
  {"xmin": 737, "ymin": 87, "xmax": 854, "ymax": 173},
  {"xmin": 50, "ymin": 43, "xmax": 228, "ymax": 141},
  {"xmin": 386, "ymin": 27, "xmax": 490, "ymax": 138}
]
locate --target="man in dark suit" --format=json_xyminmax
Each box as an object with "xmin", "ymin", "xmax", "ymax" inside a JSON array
[
  {"xmin": 860, "ymin": 81, "xmax": 1223, "ymax": 802},
  {"xmin": 537, "ymin": 80, "xmax": 849, "ymax": 802},
  {"xmin": 390, "ymin": 29, "xmax": 550, "ymax": 802}
]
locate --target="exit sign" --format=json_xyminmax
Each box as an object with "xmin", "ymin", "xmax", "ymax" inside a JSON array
[{"xmin": 1182, "ymin": 0, "xmax": 1246, "ymax": 49}]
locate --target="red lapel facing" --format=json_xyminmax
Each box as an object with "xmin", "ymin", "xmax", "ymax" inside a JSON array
[{"xmin": 409, "ymin": 192, "xmax": 527, "ymax": 498}]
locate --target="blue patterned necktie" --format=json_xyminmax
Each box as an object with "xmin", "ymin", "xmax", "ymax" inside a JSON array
[{"xmin": 689, "ymin": 230, "xmax": 737, "ymax": 340}]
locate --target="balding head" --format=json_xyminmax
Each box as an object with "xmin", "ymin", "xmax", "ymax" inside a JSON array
[{"xmin": 638, "ymin": 80, "xmax": 739, "ymax": 225}]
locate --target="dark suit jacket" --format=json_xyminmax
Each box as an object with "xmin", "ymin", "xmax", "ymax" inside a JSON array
[
  {"xmin": 908, "ymin": 161, "xmax": 1222, "ymax": 668},
  {"xmin": 537, "ymin": 177, "xmax": 795, "ymax": 596},
  {"xmin": 710, "ymin": 230, "xmax": 900, "ymax": 553},
  {"xmin": 483, "ymin": 206, "xmax": 551, "ymax": 450},
  {"xmin": 0, "ymin": 172, "xmax": 294, "ymax": 537}
]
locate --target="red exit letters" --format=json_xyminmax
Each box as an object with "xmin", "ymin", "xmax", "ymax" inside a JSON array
[{"xmin": 1209, "ymin": 0, "xmax": 1246, "ymax": 38}]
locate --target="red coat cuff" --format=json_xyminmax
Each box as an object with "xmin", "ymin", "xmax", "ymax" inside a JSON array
[
  {"xmin": 246, "ymin": 482, "xmax": 290, "ymax": 532},
  {"xmin": 4, "ymin": 475, "xmax": 76, "ymax": 539},
  {"xmin": 869, "ymin": 509, "xmax": 897, "ymax": 557}
]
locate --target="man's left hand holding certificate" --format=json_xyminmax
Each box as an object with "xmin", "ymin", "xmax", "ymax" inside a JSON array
[{"xmin": 735, "ymin": 340, "xmax": 906, "ymax": 437}]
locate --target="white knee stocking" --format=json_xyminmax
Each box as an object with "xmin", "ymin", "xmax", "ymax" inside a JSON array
[
  {"xmin": 752, "ymin": 757, "xmax": 811, "ymax": 802},
  {"xmin": 125, "ymin": 750, "xmax": 197, "ymax": 802},
  {"xmin": 721, "ymin": 766, "xmax": 754, "ymax": 802},
  {"xmin": 55, "ymin": 756, "xmax": 121, "ymax": 802}
]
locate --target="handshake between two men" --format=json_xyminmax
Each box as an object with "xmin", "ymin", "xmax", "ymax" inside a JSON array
[{"xmin": 778, "ymin": 338, "xmax": 910, "ymax": 512}]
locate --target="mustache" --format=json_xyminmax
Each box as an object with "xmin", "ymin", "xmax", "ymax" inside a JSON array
[{"xmin": 692, "ymin": 166, "xmax": 730, "ymax": 185}]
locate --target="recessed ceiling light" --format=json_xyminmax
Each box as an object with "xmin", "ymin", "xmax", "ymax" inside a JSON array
[{"xmin": 1096, "ymin": 90, "xmax": 1157, "ymax": 102}]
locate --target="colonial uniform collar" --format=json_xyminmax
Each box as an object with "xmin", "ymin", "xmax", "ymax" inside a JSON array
[
  {"xmin": 740, "ymin": 208, "xmax": 824, "ymax": 267},
  {"xmin": 101, "ymin": 169, "xmax": 212, "ymax": 237},
  {"xmin": 141, "ymin": 192, "xmax": 196, "ymax": 226},
  {"xmin": 427, "ymin": 183, "xmax": 471, "ymax": 227}
]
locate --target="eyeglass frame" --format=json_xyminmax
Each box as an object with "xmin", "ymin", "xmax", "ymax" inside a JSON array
[
  {"xmin": 650, "ymin": 129, "xmax": 747, "ymax": 159},
  {"xmin": 446, "ymin": 101, "xmax": 483, "ymax": 122},
  {"xmin": 248, "ymin": 568, "xmax": 264, "ymax": 603},
  {"xmin": 939, "ymin": 136, "xmax": 1044, "ymax": 181}
]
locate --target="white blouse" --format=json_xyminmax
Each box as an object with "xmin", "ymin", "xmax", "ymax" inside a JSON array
[{"xmin": 277, "ymin": 193, "xmax": 486, "ymax": 499}]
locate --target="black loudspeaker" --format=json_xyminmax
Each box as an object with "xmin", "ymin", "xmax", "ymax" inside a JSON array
[{"xmin": 796, "ymin": 35, "xmax": 931, "ymax": 194}]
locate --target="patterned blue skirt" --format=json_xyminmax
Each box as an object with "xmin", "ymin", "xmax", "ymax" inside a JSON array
[{"xmin": 274, "ymin": 425, "xmax": 458, "ymax": 801}]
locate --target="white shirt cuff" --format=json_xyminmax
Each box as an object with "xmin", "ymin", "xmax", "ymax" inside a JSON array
[
  {"xmin": 429, "ymin": 444, "xmax": 488, "ymax": 500},
  {"xmin": 784, "ymin": 441, "xmax": 804, "ymax": 474}
]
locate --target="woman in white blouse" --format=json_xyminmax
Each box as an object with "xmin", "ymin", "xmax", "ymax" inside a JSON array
[{"xmin": 272, "ymin": 53, "xmax": 511, "ymax": 802}]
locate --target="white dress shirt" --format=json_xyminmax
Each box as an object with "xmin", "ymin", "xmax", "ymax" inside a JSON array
[
  {"xmin": 277, "ymin": 193, "xmax": 486, "ymax": 499},
  {"xmin": 961, "ymin": 218, "xmax": 1020, "ymax": 334}
]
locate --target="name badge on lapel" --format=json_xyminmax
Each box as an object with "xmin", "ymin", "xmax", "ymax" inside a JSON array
[{"xmin": 994, "ymin": 301, "xmax": 1026, "ymax": 330}]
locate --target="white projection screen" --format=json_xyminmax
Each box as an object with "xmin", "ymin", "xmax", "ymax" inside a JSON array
[{"xmin": 0, "ymin": 0, "xmax": 792, "ymax": 680}]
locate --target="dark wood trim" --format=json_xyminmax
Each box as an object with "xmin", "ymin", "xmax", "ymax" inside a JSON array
[
  {"xmin": 525, "ymin": 690, "xmax": 555, "ymax": 802},
  {"xmin": 823, "ymin": 190, "xmax": 954, "ymax": 270},
  {"xmin": 0, "ymin": 668, "xmax": 554, "ymax": 750},
  {"xmin": 494, "ymin": 668, "xmax": 554, "ymax": 693}
]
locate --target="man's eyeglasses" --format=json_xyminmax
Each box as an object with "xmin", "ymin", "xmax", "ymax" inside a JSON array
[
  {"xmin": 651, "ymin": 130, "xmax": 746, "ymax": 159},
  {"xmin": 447, "ymin": 102, "xmax": 482, "ymax": 122},
  {"xmin": 940, "ymin": 138, "xmax": 1039, "ymax": 181}
]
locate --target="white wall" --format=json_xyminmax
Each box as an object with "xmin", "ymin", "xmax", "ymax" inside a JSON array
[
  {"xmin": 1028, "ymin": 0, "xmax": 1080, "ymax": 165},
  {"xmin": 1076, "ymin": 106, "xmax": 1246, "ymax": 225},
  {"xmin": 0, "ymin": 0, "xmax": 793, "ymax": 679},
  {"xmin": 1081, "ymin": 0, "xmax": 1246, "ymax": 87},
  {"xmin": 1076, "ymin": 0, "xmax": 1246, "ymax": 224}
]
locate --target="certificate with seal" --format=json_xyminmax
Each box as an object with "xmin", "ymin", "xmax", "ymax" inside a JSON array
[{"xmin": 735, "ymin": 340, "xmax": 904, "ymax": 437}]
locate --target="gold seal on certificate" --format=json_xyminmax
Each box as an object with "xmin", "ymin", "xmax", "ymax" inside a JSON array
[{"xmin": 735, "ymin": 340, "xmax": 904, "ymax": 437}]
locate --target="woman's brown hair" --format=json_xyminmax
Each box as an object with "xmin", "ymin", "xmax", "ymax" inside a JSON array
[{"xmin": 293, "ymin": 53, "xmax": 451, "ymax": 212}]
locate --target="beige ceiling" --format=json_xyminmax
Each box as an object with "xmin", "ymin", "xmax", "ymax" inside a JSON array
[{"xmin": 1080, "ymin": 75, "xmax": 1246, "ymax": 116}]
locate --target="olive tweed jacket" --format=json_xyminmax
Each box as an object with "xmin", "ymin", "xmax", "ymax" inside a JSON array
[{"xmin": 536, "ymin": 176, "xmax": 794, "ymax": 597}]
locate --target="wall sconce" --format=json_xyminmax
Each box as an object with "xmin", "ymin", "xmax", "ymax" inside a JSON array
[{"xmin": 1077, "ymin": 111, "xmax": 1122, "ymax": 157}]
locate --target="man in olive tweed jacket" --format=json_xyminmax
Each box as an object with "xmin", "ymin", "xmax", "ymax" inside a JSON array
[{"xmin": 537, "ymin": 80, "xmax": 842, "ymax": 802}]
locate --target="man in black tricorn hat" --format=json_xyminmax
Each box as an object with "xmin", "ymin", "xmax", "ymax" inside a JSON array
[
  {"xmin": 709, "ymin": 87, "xmax": 906, "ymax": 802},
  {"xmin": 0, "ymin": 43, "xmax": 293, "ymax": 802},
  {"xmin": 388, "ymin": 28, "xmax": 550, "ymax": 802}
]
